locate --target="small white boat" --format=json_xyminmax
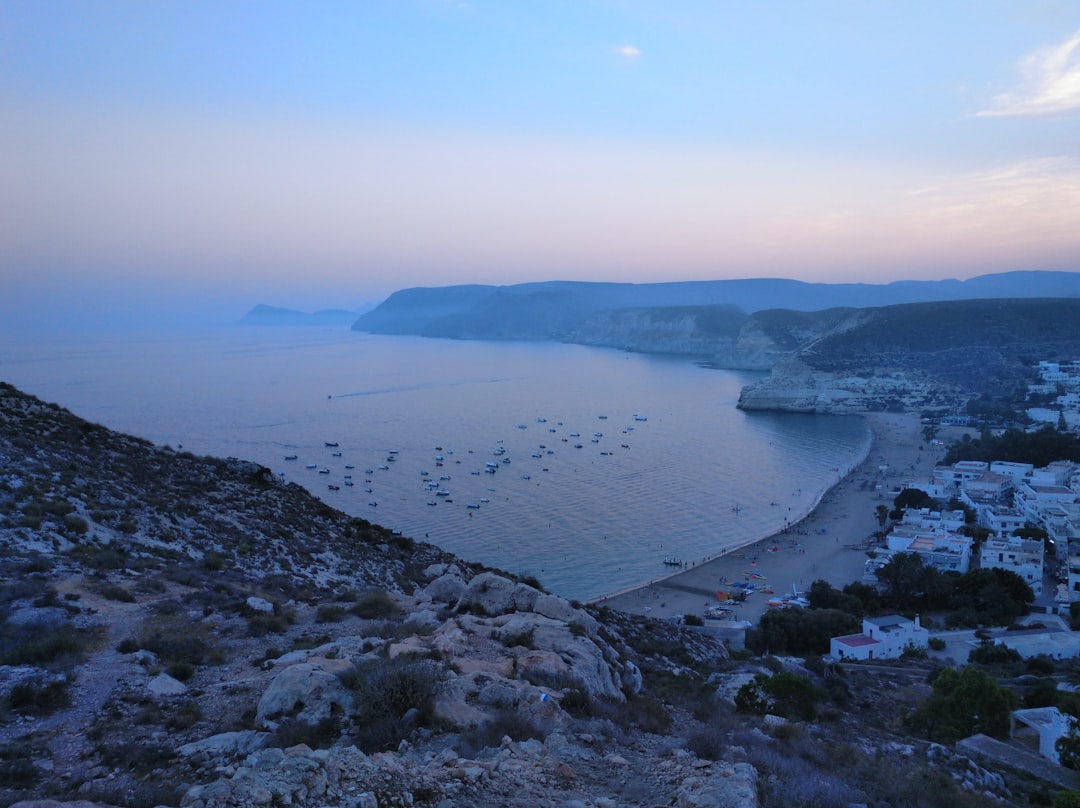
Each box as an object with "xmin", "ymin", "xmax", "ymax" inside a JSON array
[
  {"xmin": 284, "ymin": 454, "xmax": 298, "ymax": 461},
  {"xmin": 521, "ymin": 473, "xmax": 530, "ymax": 480},
  {"xmin": 318, "ymin": 468, "xmax": 330, "ymax": 474},
  {"xmin": 466, "ymin": 502, "xmax": 481, "ymax": 509},
  {"xmin": 480, "ymin": 497, "xmax": 490, "ymax": 503},
  {"xmin": 368, "ymin": 501, "xmax": 377, "ymax": 507},
  {"xmin": 305, "ymin": 463, "xmax": 317, "ymax": 469},
  {"xmin": 662, "ymin": 556, "xmax": 683, "ymax": 567},
  {"xmin": 436, "ymin": 489, "xmax": 450, "ymax": 496},
  {"xmin": 634, "ymin": 415, "xmax": 647, "ymax": 422},
  {"xmin": 378, "ymin": 464, "xmax": 389, "ymax": 470}
]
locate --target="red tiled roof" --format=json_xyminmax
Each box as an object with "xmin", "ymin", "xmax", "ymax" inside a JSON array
[{"xmin": 836, "ymin": 634, "xmax": 879, "ymax": 648}]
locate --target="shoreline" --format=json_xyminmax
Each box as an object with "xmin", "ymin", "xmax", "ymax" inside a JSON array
[
  {"xmin": 589, "ymin": 416, "xmax": 876, "ymax": 604},
  {"xmin": 596, "ymin": 412, "xmax": 940, "ymax": 626}
]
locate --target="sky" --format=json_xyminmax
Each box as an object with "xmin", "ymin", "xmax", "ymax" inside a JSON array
[{"xmin": 2, "ymin": 1, "xmax": 1080, "ymax": 326}]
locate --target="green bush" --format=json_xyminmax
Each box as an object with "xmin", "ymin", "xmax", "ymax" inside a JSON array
[
  {"xmin": 343, "ymin": 656, "xmax": 445, "ymax": 752},
  {"xmin": 166, "ymin": 661, "xmax": 196, "ymax": 682},
  {"xmin": 0, "ymin": 621, "xmax": 88, "ymax": 667},
  {"xmin": 6, "ymin": 676, "xmax": 70, "ymax": 716},
  {"xmin": 63, "ymin": 514, "xmax": 89, "ymax": 535},
  {"xmin": 164, "ymin": 699, "xmax": 202, "ymax": 730},
  {"xmin": 315, "ymin": 604, "xmax": 348, "ymax": 624},
  {"xmin": 928, "ymin": 637, "xmax": 946, "ymax": 650},
  {"xmin": 136, "ymin": 615, "xmax": 223, "ymax": 666},
  {"xmin": 735, "ymin": 672, "xmax": 820, "ymax": 721},
  {"xmin": 97, "ymin": 582, "xmax": 135, "ymax": 603},
  {"xmin": 350, "ymin": 590, "xmax": 402, "ymax": 620},
  {"xmin": 458, "ymin": 708, "xmax": 546, "ymax": 756},
  {"xmin": 270, "ymin": 716, "xmax": 341, "ymax": 750}
]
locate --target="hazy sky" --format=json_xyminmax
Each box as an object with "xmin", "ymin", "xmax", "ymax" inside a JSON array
[{"xmin": 3, "ymin": 1, "xmax": 1080, "ymax": 324}]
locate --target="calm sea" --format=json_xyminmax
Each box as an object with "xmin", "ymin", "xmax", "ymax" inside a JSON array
[{"xmin": 0, "ymin": 327, "xmax": 870, "ymax": 601}]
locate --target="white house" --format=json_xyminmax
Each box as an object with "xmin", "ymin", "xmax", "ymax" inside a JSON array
[
  {"xmin": 830, "ymin": 614, "xmax": 928, "ymax": 661},
  {"xmin": 979, "ymin": 536, "xmax": 1044, "ymax": 596},
  {"xmin": 1012, "ymin": 707, "xmax": 1077, "ymax": 765},
  {"xmin": 1016, "ymin": 483, "xmax": 1079, "ymax": 527},
  {"xmin": 990, "ymin": 461, "xmax": 1034, "ymax": 486},
  {"xmin": 886, "ymin": 530, "xmax": 973, "ymax": 574}
]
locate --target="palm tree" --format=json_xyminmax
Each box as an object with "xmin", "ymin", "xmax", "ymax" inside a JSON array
[{"xmin": 875, "ymin": 504, "xmax": 889, "ymax": 538}]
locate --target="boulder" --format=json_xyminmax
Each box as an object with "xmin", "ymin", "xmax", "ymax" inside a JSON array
[
  {"xmin": 148, "ymin": 672, "xmax": 187, "ymax": 697},
  {"xmin": 461, "ymin": 572, "xmax": 518, "ymax": 614},
  {"xmin": 178, "ymin": 730, "xmax": 270, "ymax": 762},
  {"xmin": 255, "ymin": 658, "xmax": 352, "ymax": 729},
  {"xmin": 245, "ymin": 596, "xmax": 274, "ymax": 614},
  {"xmin": 424, "ymin": 573, "xmax": 467, "ymax": 604}
]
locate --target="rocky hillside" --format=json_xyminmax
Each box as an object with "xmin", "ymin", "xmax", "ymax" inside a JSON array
[
  {"xmin": 0, "ymin": 382, "xmax": 1059, "ymax": 807},
  {"xmin": 738, "ymin": 298, "xmax": 1080, "ymax": 414}
]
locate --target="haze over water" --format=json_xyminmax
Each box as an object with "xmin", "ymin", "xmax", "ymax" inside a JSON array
[{"xmin": 0, "ymin": 327, "xmax": 869, "ymax": 602}]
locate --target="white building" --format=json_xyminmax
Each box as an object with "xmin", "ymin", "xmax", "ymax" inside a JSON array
[
  {"xmin": 830, "ymin": 614, "xmax": 928, "ymax": 661},
  {"xmin": 960, "ymin": 490, "xmax": 1027, "ymax": 537},
  {"xmin": 886, "ymin": 530, "xmax": 973, "ymax": 574},
  {"xmin": 899, "ymin": 507, "xmax": 967, "ymax": 533},
  {"xmin": 1012, "ymin": 707, "xmax": 1077, "ymax": 765},
  {"xmin": 990, "ymin": 461, "xmax": 1034, "ymax": 486},
  {"xmin": 1016, "ymin": 483, "xmax": 1078, "ymax": 525},
  {"xmin": 979, "ymin": 536, "xmax": 1045, "ymax": 596}
]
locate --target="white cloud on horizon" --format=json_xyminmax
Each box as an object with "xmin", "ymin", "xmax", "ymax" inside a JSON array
[
  {"xmin": 978, "ymin": 28, "xmax": 1080, "ymax": 117},
  {"xmin": 615, "ymin": 44, "xmax": 640, "ymax": 59}
]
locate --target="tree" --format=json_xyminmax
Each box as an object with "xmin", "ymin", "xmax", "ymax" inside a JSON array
[
  {"xmin": 875, "ymin": 552, "xmax": 945, "ymax": 612},
  {"xmin": 907, "ymin": 666, "xmax": 1015, "ymax": 743},
  {"xmin": 746, "ymin": 607, "xmax": 860, "ymax": 656},
  {"xmin": 874, "ymin": 504, "xmax": 889, "ymax": 537},
  {"xmin": 893, "ymin": 487, "xmax": 935, "ymax": 513},
  {"xmin": 1058, "ymin": 723, "xmax": 1080, "ymax": 771},
  {"xmin": 734, "ymin": 672, "xmax": 820, "ymax": 721}
]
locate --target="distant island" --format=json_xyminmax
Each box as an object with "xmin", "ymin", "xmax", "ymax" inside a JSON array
[{"xmin": 238, "ymin": 303, "xmax": 374, "ymax": 327}]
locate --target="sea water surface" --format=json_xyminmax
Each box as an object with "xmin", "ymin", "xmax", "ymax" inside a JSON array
[{"xmin": 0, "ymin": 327, "xmax": 870, "ymax": 602}]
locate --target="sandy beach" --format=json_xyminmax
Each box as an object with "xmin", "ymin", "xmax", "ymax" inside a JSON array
[{"xmin": 598, "ymin": 412, "xmax": 945, "ymax": 626}]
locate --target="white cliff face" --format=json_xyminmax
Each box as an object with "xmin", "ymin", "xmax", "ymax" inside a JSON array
[
  {"xmin": 736, "ymin": 358, "xmax": 961, "ymax": 414},
  {"xmin": 571, "ymin": 309, "xmax": 740, "ymax": 357}
]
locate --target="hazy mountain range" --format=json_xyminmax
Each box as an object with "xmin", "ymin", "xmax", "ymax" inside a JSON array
[{"xmin": 349, "ymin": 271, "xmax": 1080, "ymax": 341}]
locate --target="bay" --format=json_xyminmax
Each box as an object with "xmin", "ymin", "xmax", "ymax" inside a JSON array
[{"xmin": 0, "ymin": 326, "xmax": 870, "ymax": 602}]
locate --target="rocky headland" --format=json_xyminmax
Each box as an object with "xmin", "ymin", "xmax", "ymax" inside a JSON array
[{"xmin": 350, "ymin": 275, "xmax": 1080, "ymax": 416}]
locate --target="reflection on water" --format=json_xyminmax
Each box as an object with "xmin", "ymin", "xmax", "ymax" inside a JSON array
[{"xmin": 0, "ymin": 327, "xmax": 869, "ymax": 601}]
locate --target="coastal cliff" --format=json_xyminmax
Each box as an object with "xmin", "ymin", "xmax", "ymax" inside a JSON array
[{"xmin": 738, "ymin": 298, "xmax": 1080, "ymax": 413}]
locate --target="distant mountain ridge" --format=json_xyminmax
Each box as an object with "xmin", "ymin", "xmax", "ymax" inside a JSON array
[{"xmin": 351, "ymin": 271, "xmax": 1080, "ymax": 342}]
